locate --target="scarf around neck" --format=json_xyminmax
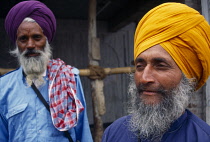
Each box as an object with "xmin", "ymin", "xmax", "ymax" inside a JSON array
[{"xmin": 47, "ymin": 58, "xmax": 84, "ymax": 131}]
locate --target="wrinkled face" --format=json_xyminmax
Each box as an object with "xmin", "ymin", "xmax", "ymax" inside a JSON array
[
  {"xmin": 16, "ymin": 21, "xmax": 46, "ymax": 56},
  {"xmin": 134, "ymin": 44, "xmax": 182, "ymax": 105}
]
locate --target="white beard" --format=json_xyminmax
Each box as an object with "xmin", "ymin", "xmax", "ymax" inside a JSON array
[
  {"xmin": 127, "ymin": 74, "xmax": 194, "ymax": 141},
  {"xmin": 10, "ymin": 41, "xmax": 52, "ymax": 87}
]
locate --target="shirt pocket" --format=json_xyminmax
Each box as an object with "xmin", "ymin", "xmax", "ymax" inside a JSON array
[{"xmin": 6, "ymin": 103, "xmax": 28, "ymax": 130}]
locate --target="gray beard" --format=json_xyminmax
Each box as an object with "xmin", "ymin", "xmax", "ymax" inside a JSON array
[
  {"xmin": 127, "ymin": 74, "xmax": 195, "ymax": 141},
  {"xmin": 10, "ymin": 42, "xmax": 52, "ymax": 87}
]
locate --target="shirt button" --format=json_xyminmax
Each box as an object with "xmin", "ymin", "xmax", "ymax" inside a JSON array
[
  {"xmin": 38, "ymin": 130, "xmax": 42, "ymax": 133},
  {"xmin": 38, "ymin": 111, "xmax": 40, "ymax": 114}
]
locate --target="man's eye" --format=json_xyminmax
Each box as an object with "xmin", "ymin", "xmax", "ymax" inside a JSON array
[
  {"xmin": 155, "ymin": 64, "xmax": 170, "ymax": 70},
  {"xmin": 33, "ymin": 35, "xmax": 42, "ymax": 40},
  {"xmin": 157, "ymin": 64, "xmax": 166, "ymax": 67},
  {"xmin": 136, "ymin": 64, "xmax": 145, "ymax": 70},
  {"xmin": 136, "ymin": 64, "xmax": 143, "ymax": 68},
  {"xmin": 18, "ymin": 36, "xmax": 27, "ymax": 41}
]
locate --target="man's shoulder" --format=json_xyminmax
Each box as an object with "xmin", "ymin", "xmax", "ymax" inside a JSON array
[
  {"xmin": 187, "ymin": 110, "xmax": 210, "ymax": 133},
  {"xmin": 105, "ymin": 115, "xmax": 130, "ymax": 133},
  {"xmin": 102, "ymin": 115, "xmax": 138, "ymax": 142},
  {"xmin": 50, "ymin": 58, "xmax": 80, "ymax": 75},
  {"xmin": 111, "ymin": 115, "xmax": 130, "ymax": 125},
  {"xmin": 71, "ymin": 67, "xmax": 79, "ymax": 75},
  {"xmin": 165, "ymin": 110, "xmax": 210, "ymax": 141}
]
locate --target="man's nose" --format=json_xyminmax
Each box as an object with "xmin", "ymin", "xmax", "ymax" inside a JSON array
[
  {"xmin": 26, "ymin": 38, "xmax": 35, "ymax": 49},
  {"xmin": 140, "ymin": 66, "xmax": 155, "ymax": 84}
]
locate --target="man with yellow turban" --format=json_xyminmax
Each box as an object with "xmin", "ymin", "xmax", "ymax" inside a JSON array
[{"xmin": 102, "ymin": 2, "xmax": 210, "ymax": 142}]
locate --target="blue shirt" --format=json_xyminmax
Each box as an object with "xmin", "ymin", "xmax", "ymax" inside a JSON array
[
  {"xmin": 0, "ymin": 67, "xmax": 93, "ymax": 142},
  {"xmin": 102, "ymin": 109, "xmax": 210, "ymax": 142}
]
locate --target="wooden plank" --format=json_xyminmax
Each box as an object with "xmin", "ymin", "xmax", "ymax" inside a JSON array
[{"xmin": 88, "ymin": 0, "xmax": 104, "ymax": 141}]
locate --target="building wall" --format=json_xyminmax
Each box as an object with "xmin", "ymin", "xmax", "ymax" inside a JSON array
[
  {"xmin": 201, "ymin": 0, "xmax": 210, "ymax": 125},
  {"xmin": 0, "ymin": 19, "xmax": 17, "ymax": 69}
]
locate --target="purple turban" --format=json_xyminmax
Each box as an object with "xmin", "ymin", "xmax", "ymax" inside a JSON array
[{"xmin": 5, "ymin": 0, "xmax": 56, "ymax": 43}]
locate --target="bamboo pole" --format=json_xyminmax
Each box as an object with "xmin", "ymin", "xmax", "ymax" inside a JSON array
[
  {"xmin": 0, "ymin": 66, "xmax": 135, "ymax": 76},
  {"xmin": 88, "ymin": 0, "xmax": 105, "ymax": 141},
  {"xmin": 79, "ymin": 66, "xmax": 135, "ymax": 76},
  {"xmin": 0, "ymin": 68, "xmax": 15, "ymax": 75}
]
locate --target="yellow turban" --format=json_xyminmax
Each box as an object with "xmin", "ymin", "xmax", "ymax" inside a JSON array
[{"xmin": 134, "ymin": 2, "xmax": 210, "ymax": 90}]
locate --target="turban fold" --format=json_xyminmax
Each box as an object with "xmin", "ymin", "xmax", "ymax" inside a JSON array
[
  {"xmin": 5, "ymin": 0, "xmax": 56, "ymax": 43},
  {"xmin": 134, "ymin": 2, "xmax": 210, "ymax": 90}
]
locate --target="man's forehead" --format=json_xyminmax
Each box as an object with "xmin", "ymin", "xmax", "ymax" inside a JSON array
[
  {"xmin": 135, "ymin": 56, "xmax": 168, "ymax": 63},
  {"xmin": 17, "ymin": 22, "xmax": 44, "ymax": 35},
  {"xmin": 137, "ymin": 45, "xmax": 172, "ymax": 59}
]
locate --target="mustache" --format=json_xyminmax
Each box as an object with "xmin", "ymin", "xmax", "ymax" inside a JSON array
[
  {"xmin": 22, "ymin": 49, "xmax": 42, "ymax": 57},
  {"xmin": 137, "ymin": 84, "xmax": 168, "ymax": 96}
]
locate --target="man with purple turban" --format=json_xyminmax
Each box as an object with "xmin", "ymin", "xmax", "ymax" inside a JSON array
[
  {"xmin": 0, "ymin": 1, "xmax": 93, "ymax": 142},
  {"xmin": 102, "ymin": 2, "xmax": 210, "ymax": 142}
]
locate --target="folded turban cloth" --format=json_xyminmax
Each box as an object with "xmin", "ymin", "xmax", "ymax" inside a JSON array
[
  {"xmin": 134, "ymin": 2, "xmax": 210, "ymax": 90},
  {"xmin": 5, "ymin": 0, "xmax": 56, "ymax": 43}
]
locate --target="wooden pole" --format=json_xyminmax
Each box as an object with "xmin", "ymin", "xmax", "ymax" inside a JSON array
[
  {"xmin": 0, "ymin": 68, "xmax": 14, "ymax": 75},
  {"xmin": 79, "ymin": 66, "xmax": 135, "ymax": 76},
  {"xmin": 0, "ymin": 67, "xmax": 135, "ymax": 76},
  {"xmin": 88, "ymin": 0, "xmax": 105, "ymax": 141},
  {"xmin": 0, "ymin": 66, "xmax": 135, "ymax": 76}
]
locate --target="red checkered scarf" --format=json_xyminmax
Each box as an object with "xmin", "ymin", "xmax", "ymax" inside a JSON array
[{"xmin": 47, "ymin": 58, "xmax": 84, "ymax": 131}]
